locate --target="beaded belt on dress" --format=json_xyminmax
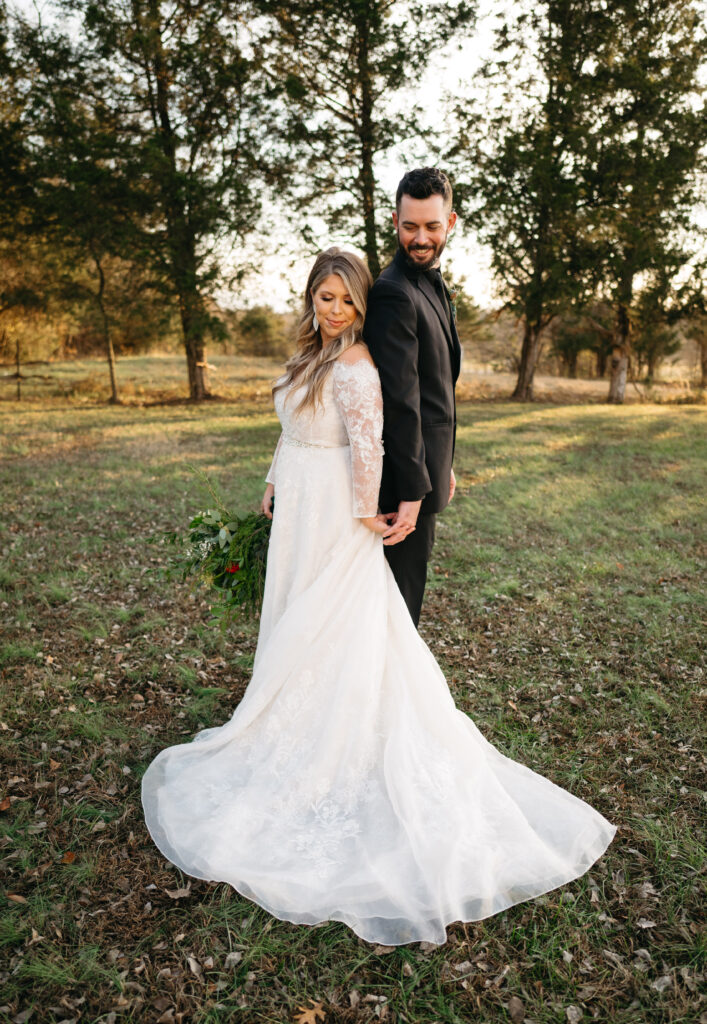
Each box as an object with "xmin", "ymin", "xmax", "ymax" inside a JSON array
[{"xmin": 282, "ymin": 432, "xmax": 349, "ymax": 450}]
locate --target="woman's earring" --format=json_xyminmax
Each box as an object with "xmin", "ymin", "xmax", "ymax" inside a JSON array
[{"xmin": 312, "ymin": 312, "xmax": 319, "ymax": 331}]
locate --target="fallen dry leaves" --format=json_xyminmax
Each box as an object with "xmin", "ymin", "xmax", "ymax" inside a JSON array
[
  {"xmin": 293, "ymin": 999, "xmax": 327, "ymax": 1024},
  {"xmin": 1, "ymin": 395, "xmax": 704, "ymax": 1024}
]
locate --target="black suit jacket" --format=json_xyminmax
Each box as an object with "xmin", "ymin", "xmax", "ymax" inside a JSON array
[{"xmin": 364, "ymin": 249, "xmax": 462, "ymax": 515}]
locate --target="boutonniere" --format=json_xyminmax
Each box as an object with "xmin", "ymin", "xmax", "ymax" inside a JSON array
[{"xmin": 448, "ymin": 285, "xmax": 458, "ymax": 322}]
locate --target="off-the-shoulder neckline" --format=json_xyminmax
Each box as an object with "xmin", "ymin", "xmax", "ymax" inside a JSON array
[{"xmin": 333, "ymin": 357, "xmax": 378, "ymax": 373}]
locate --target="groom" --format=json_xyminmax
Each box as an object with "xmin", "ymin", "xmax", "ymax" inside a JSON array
[{"xmin": 364, "ymin": 167, "xmax": 461, "ymax": 627}]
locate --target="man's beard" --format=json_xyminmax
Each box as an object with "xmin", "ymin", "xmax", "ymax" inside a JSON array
[{"xmin": 398, "ymin": 233, "xmax": 448, "ymax": 273}]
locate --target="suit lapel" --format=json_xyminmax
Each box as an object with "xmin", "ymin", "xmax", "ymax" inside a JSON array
[
  {"xmin": 445, "ymin": 285, "xmax": 462, "ymax": 381},
  {"xmin": 416, "ymin": 273, "xmax": 461, "ymax": 379},
  {"xmin": 417, "ymin": 273, "xmax": 452, "ymax": 341}
]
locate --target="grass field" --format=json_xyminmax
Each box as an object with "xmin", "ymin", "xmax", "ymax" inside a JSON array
[
  {"xmin": 1, "ymin": 351, "xmax": 702, "ymax": 407},
  {"xmin": 1, "ymin": 359, "xmax": 705, "ymax": 1023}
]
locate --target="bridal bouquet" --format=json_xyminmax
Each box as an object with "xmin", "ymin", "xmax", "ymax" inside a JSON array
[{"xmin": 161, "ymin": 475, "xmax": 271, "ymax": 622}]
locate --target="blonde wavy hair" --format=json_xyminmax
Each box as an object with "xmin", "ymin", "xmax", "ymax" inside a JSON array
[{"xmin": 273, "ymin": 247, "xmax": 373, "ymax": 412}]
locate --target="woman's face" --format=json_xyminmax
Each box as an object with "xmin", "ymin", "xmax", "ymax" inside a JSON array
[{"xmin": 312, "ymin": 274, "xmax": 357, "ymax": 345}]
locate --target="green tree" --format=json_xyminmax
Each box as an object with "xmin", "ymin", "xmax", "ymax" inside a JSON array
[
  {"xmin": 631, "ymin": 280, "xmax": 682, "ymax": 383},
  {"xmin": 0, "ymin": 0, "xmax": 47, "ymax": 385},
  {"xmin": 549, "ymin": 314, "xmax": 596, "ymax": 378},
  {"xmin": 0, "ymin": 236, "xmax": 50, "ymax": 399},
  {"xmin": 579, "ymin": 301, "xmax": 615, "ymax": 379},
  {"xmin": 445, "ymin": 278, "xmax": 493, "ymax": 349},
  {"xmin": 237, "ymin": 305, "xmax": 290, "ymax": 359},
  {"xmin": 25, "ymin": 72, "xmax": 135, "ymax": 399},
  {"xmin": 0, "ymin": 3, "xmax": 25, "ymax": 224},
  {"xmin": 15, "ymin": 0, "xmax": 273, "ymax": 400},
  {"xmin": 668, "ymin": 262, "xmax": 707, "ymax": 387},
  {"xmin": 583, "ymin": 0, "xmax": 707, "ymax": 402},
  {"xmin": 450, "ymin": 0, "xmax": 608, "ymax": 400},
  {"xmin": 0, "ymin": 2, "xmax": 35, "ymax": 268},
  {"xmin": 686, "ymin": 312, "xmax": 707, "ymax": 387},
  {"xmin": 261, "ymin": 0, "xmax": 475, "ymax": 278}
]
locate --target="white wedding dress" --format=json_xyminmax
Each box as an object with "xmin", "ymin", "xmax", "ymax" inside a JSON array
[{"xmin": 141, "ymin": 357, "xmax": 616, "ymax": 946}]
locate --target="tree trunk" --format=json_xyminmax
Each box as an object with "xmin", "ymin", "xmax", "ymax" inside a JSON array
[
  {"xmin": 15, "ymin": 337, "xmax": 21, "ymax": 401},
  {"xmin": 90, "ymin": 243, "xmax": 119, "ymax": 404},
  {"xmin": 512, "ymin": 319, "xmax": 543, "ymax": 400},
  {"xmin": 608, "ymin": 349, "xmax": 628, "ymax": 401},
  {"xmin": 699, "ymin": 334, "xmax": 707, "ymax": 388},
  {"xmin": 355, "ymin": 13, "xmax": 380, "ymax": 278},
  {"xmin": 567, "ymin": 350, "xmax": 578, "ymax": 378},
  {"xmin": 103, "ymin": 323, "xmax": 119, "ymax": 404},
  {"xmin": 180, "ymin": 289, "xmax": 210, "ymax": 401},
  {"xmin": 608, "ymin": 300, "xmax": 630, "ymax": 404},
  {"xmin": 147, "ymin": 0, "xmax": 211, "ymax": 401},
  {"xmin": 645, "ymin": 351, "xmax": 658, "ymax": 385},
  {"xmin": 595, "ymin": 347, "xmax": 608, "ymax": 378},
  {"xmin": 168, "ymin": 242, "xmax": 210, "ymax": 400}
]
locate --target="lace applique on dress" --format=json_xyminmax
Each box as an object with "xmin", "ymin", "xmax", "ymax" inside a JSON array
[{"xmin": 332, "ymin": 360, "xmax": 384, "ymax": 518}]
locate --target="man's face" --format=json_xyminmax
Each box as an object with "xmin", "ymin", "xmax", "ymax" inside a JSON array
[{"xmin": 393, "ymin": 194, "xmax": 457, "ymax": 272}]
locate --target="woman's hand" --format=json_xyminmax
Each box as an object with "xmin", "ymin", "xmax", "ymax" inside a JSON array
[
  {"xmin": 361, "ymin": 513, "xmax": 390, "ymax": 536},
  {"xmin": 381, "ymin": 499, "xmax": 420, "ymax": 546},
  {"xmin": 262, "ymin": 483, "xmax": 275, "ymax": 519}
]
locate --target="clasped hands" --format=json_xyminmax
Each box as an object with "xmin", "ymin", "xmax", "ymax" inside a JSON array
[
  {"xmin": 265, "ymin": 470, "xmax": 456, "ymax": 544},
  {"xmin": 263, "ymin": 483, "xmax": 418, "ymax": 543},
  {"xmin": 362, "ymin": 500, "xmax": 421, "ymax": 545},
  {"xmin": 363, "ymin": 469, "xmax": 456, "ymax": 544}
]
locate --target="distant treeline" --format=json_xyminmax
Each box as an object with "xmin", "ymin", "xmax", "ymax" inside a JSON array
[{"xmin": 1, "ymin": 0, "xmax": 706, "ymax": 403}]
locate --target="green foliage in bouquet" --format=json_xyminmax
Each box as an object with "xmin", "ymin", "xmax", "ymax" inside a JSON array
[{"xmin": 162, "ymin": 472, "xmax": 271, "ymax": 624}]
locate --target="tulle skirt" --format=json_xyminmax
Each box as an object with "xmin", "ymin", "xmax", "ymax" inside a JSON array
[{"xmin": 141, "ymin": 440, "xmax": 616, "ymax": 945}]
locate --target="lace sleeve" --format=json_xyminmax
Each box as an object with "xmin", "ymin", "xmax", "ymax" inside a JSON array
[
  {"xmin": 332, "ymin": 359, "xmax": 384, "ymax": 518},
  {"xmin": 265, "ymin": 433, "xmax": 283, "ymax": 485}
]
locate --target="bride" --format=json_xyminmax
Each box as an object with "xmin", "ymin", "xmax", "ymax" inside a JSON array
[{"xmin": 141, "ymin": 248, "xmax": 616, "ymax": 946}]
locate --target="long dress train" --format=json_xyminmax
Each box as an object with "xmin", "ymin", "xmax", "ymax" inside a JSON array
[{"xmin": 141, "ymin": 358, "xmax": 616, "ymax": 946}]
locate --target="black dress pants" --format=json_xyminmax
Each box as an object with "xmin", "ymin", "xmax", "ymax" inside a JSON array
[{"xmin": 383, "ymin": 513, "xmax": 436, "ymax": 627}]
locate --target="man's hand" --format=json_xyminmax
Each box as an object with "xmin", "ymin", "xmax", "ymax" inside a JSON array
[
  {"xmin": 383, "ymin": 499, "xmax": 422, "ymax": 546},
  {"xmin": 449, "ymin": 468, "xmax": 456, "ymax": 504},
  {"xmin": 261, "ymin": 483, "xmax": 275, "ymax": 519}
]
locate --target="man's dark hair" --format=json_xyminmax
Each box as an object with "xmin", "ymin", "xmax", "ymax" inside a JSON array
[{"xmin": 396, "ymin": 167, "xmax": 453, "ymax": 211}]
